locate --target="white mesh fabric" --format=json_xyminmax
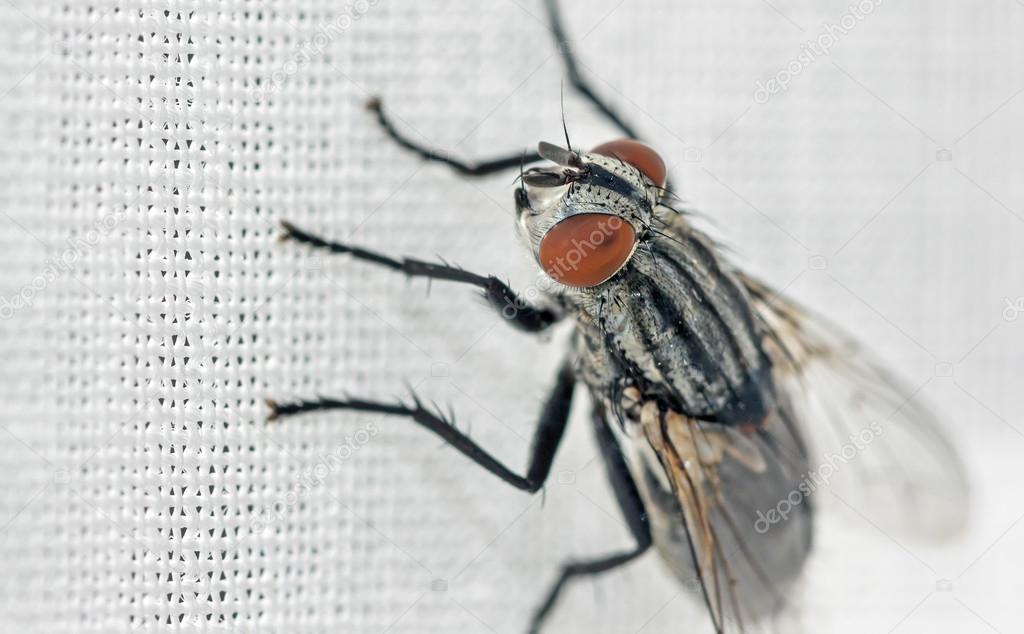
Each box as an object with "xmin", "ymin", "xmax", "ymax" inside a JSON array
[{"xmin": 1, "ymin": 1, "xmax": 1023, "ymax": 632}]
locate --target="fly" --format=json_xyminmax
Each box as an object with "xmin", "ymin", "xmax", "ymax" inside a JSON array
[{"xmin": 266, "ymin": 2, "xmax": 969, "ymax": 632}]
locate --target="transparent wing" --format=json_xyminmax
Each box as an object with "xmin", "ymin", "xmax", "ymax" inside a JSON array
[
  {"xmin": 741, "ymin": 274, "xmax": 970, "ymax": 541},
  {"xmin": 621, "ymin": 393, "xmax": 812, "ymax": 633}
]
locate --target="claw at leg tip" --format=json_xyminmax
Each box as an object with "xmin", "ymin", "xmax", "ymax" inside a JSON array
[
  {"xmin": 277, "ymin": 220, "xmax": 296, "ymax": 243},
  {"xmin": 265, "ymin": 398, "xmax": 280, "ymax": 422}
]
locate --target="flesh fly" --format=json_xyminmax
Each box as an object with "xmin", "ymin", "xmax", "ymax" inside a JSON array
[{"xmin": 266, "ymin": 2, "xmax": 968, "ymax": 631}]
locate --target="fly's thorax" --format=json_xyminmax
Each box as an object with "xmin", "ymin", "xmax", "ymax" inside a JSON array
[{"xmin": 569, "ymin": 235, "xmax": 778, "ymax": 426}]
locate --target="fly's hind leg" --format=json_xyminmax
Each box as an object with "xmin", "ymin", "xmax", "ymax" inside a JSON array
[
  {"xmin": 527, "ymin": 405, "xmax": 653, "ymax": 634},
  {"xmin": 267, "ymin": 363, "xmax": 576, "ymax": 494}
]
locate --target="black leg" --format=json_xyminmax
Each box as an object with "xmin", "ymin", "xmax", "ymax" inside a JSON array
[
  {"xmin": 542, "ymin": 0, "xmax": 640, "ymax": 140},
  {"xmin": 367, "ymin": 97, "xmax": 543, "ymax": 177},
  {"xmin": 280, "ymin": 221, "xmax": 561, "ymax": 333},
  {"xmin": 267, "ymin": 364, "xmax": 576, "ymax": 493},
  {"xmin": 366, "ymin": 1, "xmax": 643, "ymax": 180},
  {"xmin": 528, "ymin": 406, "xmax": 653, "ymax": 634}
]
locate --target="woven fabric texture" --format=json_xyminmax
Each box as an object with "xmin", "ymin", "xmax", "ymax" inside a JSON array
[{"xmin": 1, "ymin": 1, "xmax": 1023, "ymax": 632}]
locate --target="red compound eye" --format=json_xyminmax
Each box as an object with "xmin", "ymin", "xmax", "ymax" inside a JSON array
[
  {"xmin": 591, "ymin": 139, "xmax": 667, "ymax": 188},
  {"xmin": 538, "ymin": 213, "xmax": 637, "ymax": 288}
]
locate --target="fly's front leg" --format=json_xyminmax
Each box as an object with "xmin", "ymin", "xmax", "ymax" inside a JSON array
[
  {"xmin": 542, "ymin": 0, "xmax": 640, "ymax": 140},
  {"xmin": 267, "ymin": 363, "xmax": 576, "ymax": 493},
  {"xmin": 366, "ymin": 0, "xmax": 644, "ymax": 179},
  {"xmin": 367, "ymin": 97, "xmax": 543, "ymax": 177},
  {"xmin": 280, "ymin": 221, "xmax": 560, "ymax": 332}
]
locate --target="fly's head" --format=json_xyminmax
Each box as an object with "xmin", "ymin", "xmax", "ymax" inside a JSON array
[{"xmin": 514, "ymin": 139, "xmax": 667, "ymax": 290}]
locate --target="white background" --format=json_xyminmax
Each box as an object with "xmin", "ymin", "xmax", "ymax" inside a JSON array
[{"xmin": 0, "ymin": 1, "xmax": 1022, "ymax": 632}]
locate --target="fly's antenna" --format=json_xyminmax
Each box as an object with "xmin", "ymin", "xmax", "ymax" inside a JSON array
[
  {"xmin": 560, "ymin": 82, "xmax": 573, "ymax": 153},
  {"xmin": 518, "ymin": 149, "xmax": 528, "ymax": 194}
]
